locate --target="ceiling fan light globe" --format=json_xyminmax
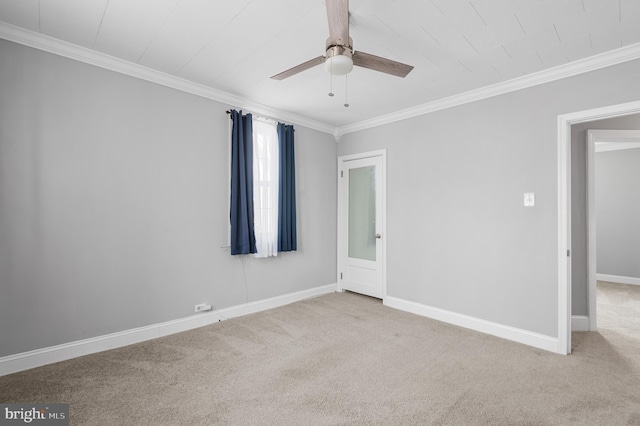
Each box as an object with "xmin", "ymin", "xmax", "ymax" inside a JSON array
[{"xmin": 325, "ymin": 55, "xmax": 353, "ymax": 75}]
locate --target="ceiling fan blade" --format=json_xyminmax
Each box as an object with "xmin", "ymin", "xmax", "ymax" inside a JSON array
[
  {"xmin": 352, "ymin": 51, "xmax": 414, "ymax": 78},
  {"xmin": 270, "ymin": 56, "xmax": 326, "ymax": 80},
  {"xmin": 326, "ymin": 0, "xmax": 350, "ymax": 46}
]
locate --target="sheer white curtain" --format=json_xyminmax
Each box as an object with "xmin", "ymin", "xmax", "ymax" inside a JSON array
[{"xmin": 252, "ymin": 117, "xmax": 279, "ymax": 257}]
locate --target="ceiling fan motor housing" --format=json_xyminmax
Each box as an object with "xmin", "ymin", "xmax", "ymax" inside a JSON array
[{"xmin": 325, "ymin": 37, "xmax": 353, "ymax": 75}]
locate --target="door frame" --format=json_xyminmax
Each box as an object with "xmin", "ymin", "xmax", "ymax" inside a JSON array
[
  {"xmin": 337, "ymin": 149, "xmax": 387, "ymax": 300},
  {"xmin": 557, "ymin": 100, "xmax": 640, "ymax": 355}
]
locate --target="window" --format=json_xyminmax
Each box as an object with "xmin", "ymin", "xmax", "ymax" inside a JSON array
[
  {"xmin": 252, "ymin": 118, "xmax": 279, "ymax": 257},
  {"xmin": 229, "ymin": 110, "xmax": 296, "ymax": 257}
]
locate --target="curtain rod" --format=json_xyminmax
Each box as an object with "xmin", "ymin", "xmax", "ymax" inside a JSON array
[{"xmin": 225, "ymin": 109, "xmax": 293, "ymax": 128}]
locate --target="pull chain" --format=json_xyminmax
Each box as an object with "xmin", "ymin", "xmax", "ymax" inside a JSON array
[
  {"xmin": 328, "ymin": 57, "xmax": 334, "ymax": 97},
  {"xmin": 344, "ymin": 74, "xmax": 349, "ymax": 107}
]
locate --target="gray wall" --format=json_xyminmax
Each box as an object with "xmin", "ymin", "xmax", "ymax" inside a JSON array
[
  {"xmin": 0, "ymin": 39, "xmax": 337, "ymax": 357},
  {"xmin": 570, "ymin": 114, "xmax": 640, "ymax": 314},
  {"xmin": 595, "ymin": 148, "xmax": 640, "ymax": 278},
  {"xmin": 338, "ymin": 58, "xmax": 640, "ymax": 338}
]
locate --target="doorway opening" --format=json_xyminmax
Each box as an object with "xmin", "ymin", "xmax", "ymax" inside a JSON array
[{"xmin": 585, "ymin": 129, "xmax": 640, "ymax": 332}]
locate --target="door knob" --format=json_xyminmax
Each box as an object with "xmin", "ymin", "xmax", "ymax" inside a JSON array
[{"xmin": 375, "ymin": 234, "xmax": 382, "ymax": 239}]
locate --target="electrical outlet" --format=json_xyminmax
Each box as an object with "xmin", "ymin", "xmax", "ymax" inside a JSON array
[{"xmin": 194, "ymin": 303, "xmax": 212, "ymax": 313}]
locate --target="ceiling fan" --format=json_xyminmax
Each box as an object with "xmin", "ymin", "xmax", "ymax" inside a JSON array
[{"xmin": 271, "ymin": 0, "xmax": 414, "ymax": 80}]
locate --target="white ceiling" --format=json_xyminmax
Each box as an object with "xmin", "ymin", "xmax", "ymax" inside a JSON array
[{"xmin": 1, "ymin": 0, "xmax": 640, "ymax": 129}]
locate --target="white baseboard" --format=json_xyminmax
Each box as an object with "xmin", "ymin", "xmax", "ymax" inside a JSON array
[
  {"xmin": 0, "ymin": 284, "xmax": 337, "ymax": 376},
  {"xmin": 597, "ymin": 274, "xmax": 640, "ymax": 286},
  {"xmin": 571, "ymin": 315, "xmax": 590, "ymax": 332},
  {"xmin": 384, "ymin": 296, "xmax": 560, "ymax": 354}
]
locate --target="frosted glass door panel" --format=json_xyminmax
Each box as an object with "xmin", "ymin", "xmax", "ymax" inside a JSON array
[
  {"xmin": 348, "ymin": 166, "xmax": 376, "ymax": 261},
  {"xmin": 338, "ymin": 152, "xmax": 384, "ymax": 300}
]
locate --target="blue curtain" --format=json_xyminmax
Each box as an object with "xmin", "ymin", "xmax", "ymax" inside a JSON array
[
  {"xmin": 230, "ymin": 110, "xmax": 257, "ymax": 255},
  {"xmin": 277, "ymin": 123, "xmax": 297, "ymax": 252}
]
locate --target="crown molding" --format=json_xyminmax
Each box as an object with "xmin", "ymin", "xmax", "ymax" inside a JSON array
[
  {"xmin": 3, "ymin": 21, "xmax": 640, "ymax": 138},
  {"xmin": 338, "ymin": 42, "xmax": 640, "ymax": 136},
  {"xmin": 0, "ymin": 21, "xmax": 336, "ymax": 135}
]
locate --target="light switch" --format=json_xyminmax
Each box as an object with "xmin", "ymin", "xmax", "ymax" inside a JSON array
[{"xmin": 524, "ymin": 193, "xmax": 535, "ymax": 207}]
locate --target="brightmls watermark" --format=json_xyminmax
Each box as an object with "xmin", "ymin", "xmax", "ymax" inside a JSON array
[{"xmin": 0, "ymin": 404, "xmax": 68, "ymax": 425}]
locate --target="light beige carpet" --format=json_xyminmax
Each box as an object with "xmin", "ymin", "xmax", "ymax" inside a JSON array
[{"xmin": 2, "ymin": 284, "xmax": 640, "ymax": 425}]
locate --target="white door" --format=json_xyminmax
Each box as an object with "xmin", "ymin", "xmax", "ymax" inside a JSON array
[{"xmin": 338, "ymin": 151, "xmax": 385, "ymax": 299}]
